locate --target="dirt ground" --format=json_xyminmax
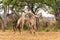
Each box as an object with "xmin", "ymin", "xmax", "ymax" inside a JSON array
[{"xmin": 0, "ymin": 30, "xmax": 60, "ymax": 40}]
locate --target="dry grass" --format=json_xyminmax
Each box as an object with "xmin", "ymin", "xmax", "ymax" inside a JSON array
[{"xmin": 0, "ymin": 30, "xmax": 60, "ymax": 40}]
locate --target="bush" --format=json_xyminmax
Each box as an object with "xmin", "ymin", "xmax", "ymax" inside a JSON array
[
  {"xmin": 6, "ymin": 24, "xmax": 11, "ymax": 30},
  {"xmin": 23, "ymin": 24, "xmax": 28, "ymax": 30}
]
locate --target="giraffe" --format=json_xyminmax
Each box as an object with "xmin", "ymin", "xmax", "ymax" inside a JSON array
[
  {"xmin": 35, "ymin": 13, "xmax": 43, "ymax": 29},
  {"xmin": 16, "ymin": 12, "xmax": 37, "ymax": 34}
]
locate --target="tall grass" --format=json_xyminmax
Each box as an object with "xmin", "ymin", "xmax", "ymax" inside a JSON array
[{"xmin": 5, "ymin": 23, "xmax": 60, "ymax": 32}]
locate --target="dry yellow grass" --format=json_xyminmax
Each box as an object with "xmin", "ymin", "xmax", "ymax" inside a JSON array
[{"xmin": 0, "ymin": 30, "xmax": 60, "ymax": 40}]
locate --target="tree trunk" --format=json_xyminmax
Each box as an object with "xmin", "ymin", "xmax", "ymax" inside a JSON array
[
  {"xmin": 55, "ymin": 9, "xmax": 60, "ymax": 28},
  {"xmin": 7, "ymin": 5, "xmax": 9, "ymax": 14},
  {"xmin": 2, "ymin": 6, "xmax": 7, "ymax": 31},
  {"xmin": 27, "ymin": 3, "xmax": 35, "ymax": 14}
]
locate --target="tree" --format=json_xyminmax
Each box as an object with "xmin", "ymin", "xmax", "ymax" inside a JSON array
[
  {"xmin": 0, "ymin": 0, "xmax": 22, "ymax": 31},
  {"xmin": 0, "ymin": 0, "xmax": 60, "ymax": 31},
  {"xmin": 54, "ymin": 0, "xmax": 60, "ymax": 27},
  {"xmin": 45, "ymin": 0, "xmax": 60, "ymax": 27},
  {"xmin": 0, "ymin": 0, "xmax": 8, "ymax": 31}
]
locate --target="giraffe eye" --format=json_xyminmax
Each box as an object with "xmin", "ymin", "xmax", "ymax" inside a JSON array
[
  {"xmin": 26, "ymin": 15, "xmax": 28, "ymax": 17},
  {"xmin": 25, "ymin": 15, "xmax": 28, "ymax": 18}
]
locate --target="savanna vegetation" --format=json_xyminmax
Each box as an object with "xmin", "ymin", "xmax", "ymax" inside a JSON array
[{"xmin": 0, "ymin": 0, "xmax": 60, "ymax": 32}]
